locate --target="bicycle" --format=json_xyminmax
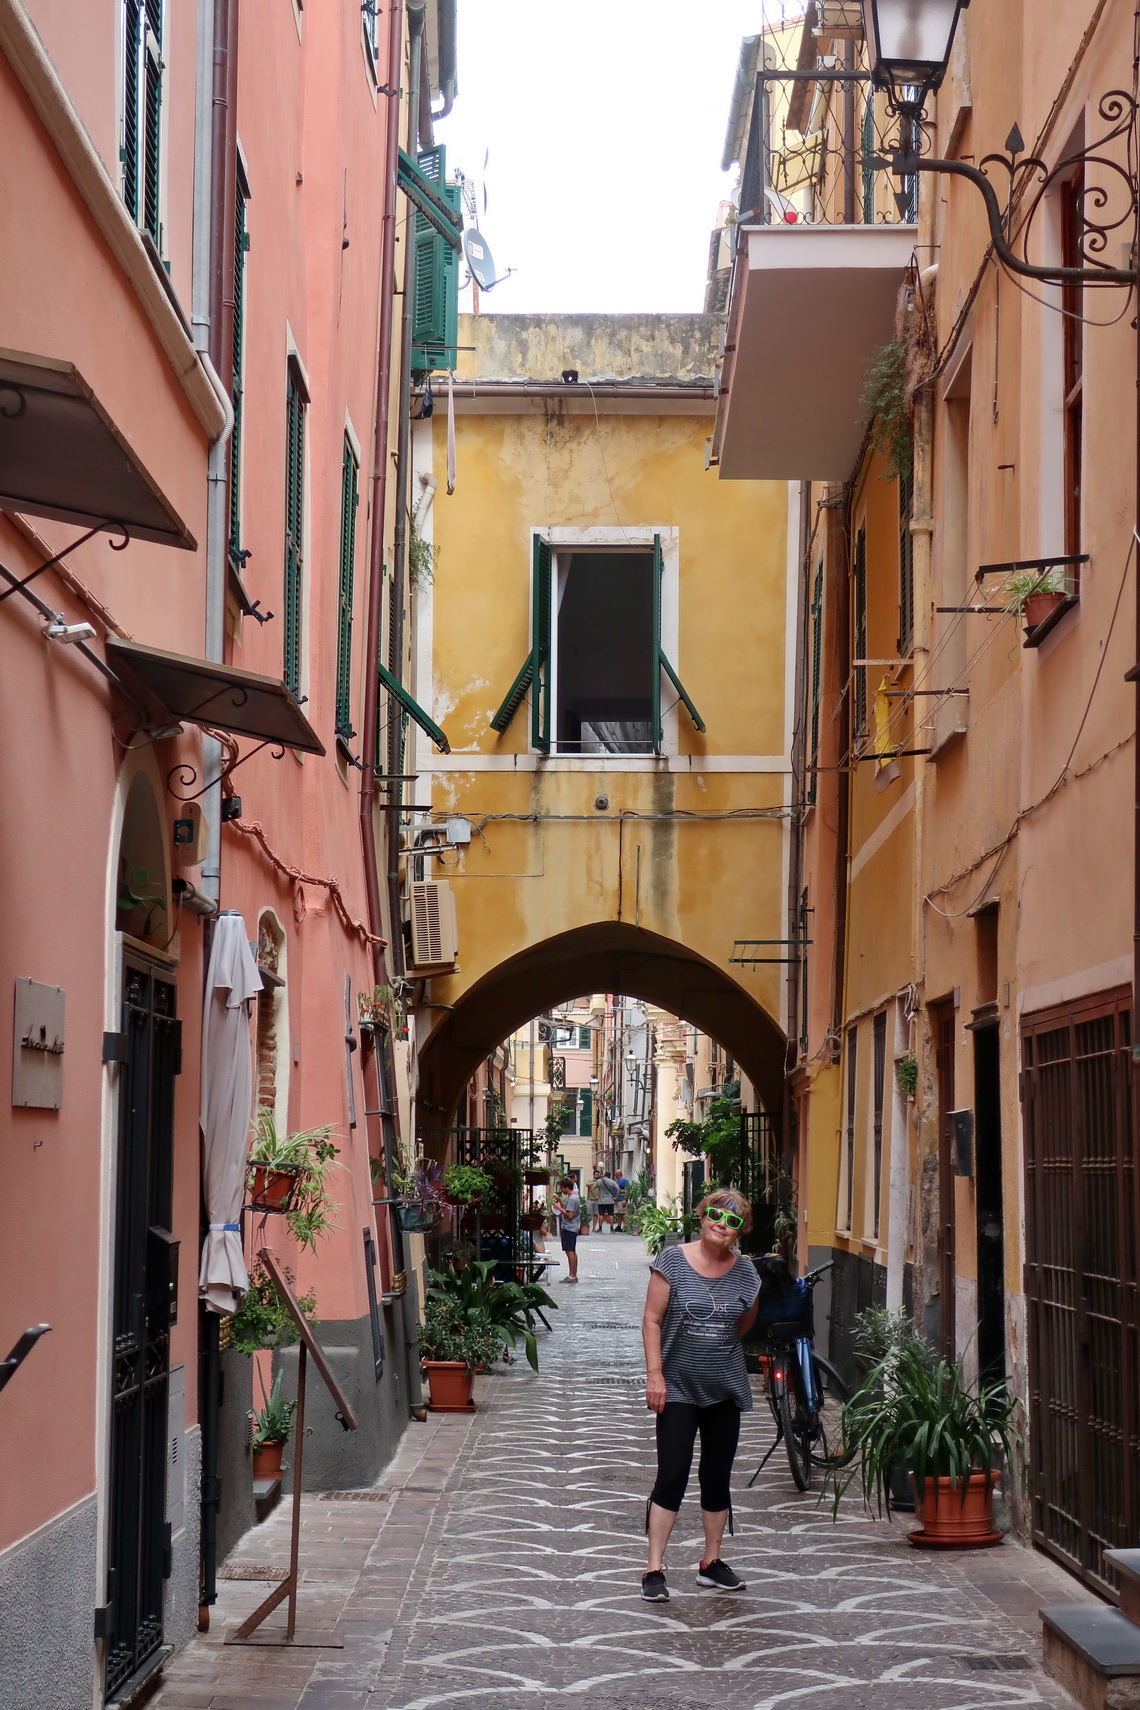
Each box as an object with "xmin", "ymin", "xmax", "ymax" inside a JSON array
[{"xmin": 747, "ymin": 1261, "xmax": 853, "ymax": 1493}]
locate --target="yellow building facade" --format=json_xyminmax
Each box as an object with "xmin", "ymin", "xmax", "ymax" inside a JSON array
[{"xmin": 404, "ymin": 313, "xmax": 796, "ymax": 1142}]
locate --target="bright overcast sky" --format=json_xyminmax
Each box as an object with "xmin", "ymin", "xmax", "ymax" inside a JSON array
[{"xmin": 435, "ymin": 1, "xmax": 786, "ymax": 316}]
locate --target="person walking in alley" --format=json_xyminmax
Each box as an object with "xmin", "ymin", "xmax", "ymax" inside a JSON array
[
  {"xmin": 586, "ymin": 1172, "xmax": 601, "ymax": 1232},
  {"xmin": 594, "ymin": 1166, "xmax": 619, "ymax": 1230},
  {"xmin": 614, "ymin": 1172, "xmax": 630, "ymax": 1231},
  {"xmin": 640, "ymin": 1188, "xmax": 760, "ymax": 1601},
  {"xmin": 553, "ymin": 1176, "xmax": 580, "ymax": 1283}
]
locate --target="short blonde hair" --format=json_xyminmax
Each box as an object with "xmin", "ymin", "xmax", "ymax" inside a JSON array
[{"xmin": 696, "ymin": 1187, "xmax": 752, "ymax": 1232}]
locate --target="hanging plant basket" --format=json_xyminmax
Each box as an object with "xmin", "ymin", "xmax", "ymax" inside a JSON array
[
  {"xmin": 482, "ymin": 1213, "xmax": 507, "ymax": 1232},
  {"xmin": 397, "ymin": 1200, "xmax": 441, "ymax": 1233},
  {"xmin": 524, "ymin": 1169, "xmax": 551, "ymax": 1187},
  {"xmin": 519, "ymin": 1210, "xmax": 546, "ymax": 1232},
  {"xmin": 443, "ymin": 1192, "xmax": 481, "ymax": 1210},
  {"xmin": 248, "ymin": 1163, "xmax": 301, "ymax": 1213}
]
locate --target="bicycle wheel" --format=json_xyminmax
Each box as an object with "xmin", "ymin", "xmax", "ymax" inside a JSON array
[
  {"xmin": 809, "ymin": 1353, "xmax": 854, "ymax": 1469},
  {"xmin": 777, "ymin": 1383, "xmax": 812, "ymax": 1490}
]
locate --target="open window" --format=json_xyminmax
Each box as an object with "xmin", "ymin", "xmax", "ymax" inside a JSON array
[{"xmin": 491, "ymin": 534, "xmax": 704, "ymax": 754}]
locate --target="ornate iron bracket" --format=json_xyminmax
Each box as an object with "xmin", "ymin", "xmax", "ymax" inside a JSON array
[
  {"xmin": 166, "ymin": 737, "xmax": 286, "ymax": 803},
  {"xmin": 0, "ymin": 520, "xmax": 129, "ymax": 603},
  {"xmin": 881, "ymin": 89, "xmax": 1138, "ymax": 288}
]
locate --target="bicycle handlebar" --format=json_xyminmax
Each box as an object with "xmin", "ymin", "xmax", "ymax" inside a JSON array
[{"xmin": 802, "ymin": 1261, "xmax": 834, "ymax": 1285}]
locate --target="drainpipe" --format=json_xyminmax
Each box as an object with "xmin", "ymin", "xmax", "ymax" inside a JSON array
[
  {"xmin": 385, "ymin": 3, "xmax": 427, "ymax": 983},
  {"xmin": 191, "ymin": 0, "xmax": 238, "ymax": 1622},
  {"xmin": 360, "ymin": 0, "xmax": 406, "ymax": 987},
  {"xmin": 784, "ymin": 479, "xmax": 811, "ymax": 1251},
  {"xmin": 830, "ymin": 493, "xmax": 852, "ymax": 1055}
]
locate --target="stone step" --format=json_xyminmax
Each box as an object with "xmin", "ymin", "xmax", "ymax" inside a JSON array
[
  {"xmin": 1041, "ymin": 1605, "xmax": 1140, "ymax": 1710},
  {"xmin": 1106, "ymin": 1551, "xmax": 1140, "ymax": 1629}
]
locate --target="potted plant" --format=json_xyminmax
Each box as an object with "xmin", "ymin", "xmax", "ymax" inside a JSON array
[
  {"xmin": 417, "ymin": 1300, "xmax": 500, "ymax": 1411},
  {"xmin": 388, "ymin": 1153, "xmax": 444, "ymax": 1231},
  {"xmin": 246, "ymin": 1111, "xmax": 341, "ymax": 1249},
  {"xmin": 426, "ymin": 1259, "xmax": 557, "ymax": 1372},
  {"xmin": 831, "ymin": 1335, "xmax": 1023, "ymax": 1548},
  {"xmin": 1006, "ymin": 565, "xmax": 1070, "ymax": 631},
  {"xmin": 441, "ymin": 1162, "xmax": 493, "ymax": 1206},
  {"xmin": 250, "ymin": 1369, "xmax": 297, "ymax": 1480},
  {"xmin": 228, "ymin": 1257, "xmax": 318, "ymax": 1356}
]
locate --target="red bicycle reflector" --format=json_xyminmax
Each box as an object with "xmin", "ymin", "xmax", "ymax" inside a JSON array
[{"xmin": 773, "ymin": 1368, "xmax": 784, "ymax": 1381}]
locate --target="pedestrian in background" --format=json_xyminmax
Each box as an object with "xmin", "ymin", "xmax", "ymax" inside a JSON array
[
  {"xmin": 614, "ymin": 1172, "xmax": 630, "ymax": 1232},
  {"xmin": 586, "ymin": 1172, "xmax": 601, "ymax": 1233},
  {"xmin": 639, "ymin": 1188, "xmax": 759, "ymax": 1602},
  {"xmin": 595, "ymin": 1167, "xmax": 619, "ymax": 1230},
  {"xmin": 552, "ymin": 1176, "xmax": 580, "ymax": 1284}
]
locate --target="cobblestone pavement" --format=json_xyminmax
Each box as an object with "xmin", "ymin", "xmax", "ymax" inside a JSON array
[{"xmin": 153, "ymin": 1235, "xmax": 1099, "ymax": 1710}]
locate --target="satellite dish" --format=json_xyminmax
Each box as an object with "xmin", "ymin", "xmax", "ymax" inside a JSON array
[{"xmin": 463, "ymin": 227, "xmax": 498, "ymax": 292}]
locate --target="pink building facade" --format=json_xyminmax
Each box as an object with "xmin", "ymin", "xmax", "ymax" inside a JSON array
[{"xmin": 0, "ymin": 1, "xmax": 457, "ymax": 1702}]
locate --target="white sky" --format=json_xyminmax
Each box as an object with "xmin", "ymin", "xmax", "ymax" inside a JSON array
[{"xmin": 434, "ymin": 1, "xmax": 783, "ymax": 315}]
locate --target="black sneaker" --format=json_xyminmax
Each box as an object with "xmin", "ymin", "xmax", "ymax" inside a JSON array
[
  {"xmin": 641, "ymin": 1570, "xmax": 670, "ymax": 1602},
  {"xmin": 696, "ymin": 1559, "xmax": 745, "ymax": 1592}
]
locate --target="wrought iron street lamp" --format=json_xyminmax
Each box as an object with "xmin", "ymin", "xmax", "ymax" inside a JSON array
[{"xmin": 862, "ymin": 0, "xmax": 966, "ymax": 98}]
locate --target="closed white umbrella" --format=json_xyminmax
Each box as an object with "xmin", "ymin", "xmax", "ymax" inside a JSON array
[{"xmin": 199, "ymin": 910, "xmax": 262, "ymax": 1314}]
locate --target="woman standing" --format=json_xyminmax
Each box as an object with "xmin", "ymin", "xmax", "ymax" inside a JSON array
[{"xmin": 640, "ymin": 1189, "xmax": 759, "ymax": 1601}]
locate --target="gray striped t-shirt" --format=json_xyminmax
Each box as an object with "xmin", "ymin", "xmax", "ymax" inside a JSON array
[{"xmin": 651, "ymin": 1244, "xmax": 760, "ymax": 1410}]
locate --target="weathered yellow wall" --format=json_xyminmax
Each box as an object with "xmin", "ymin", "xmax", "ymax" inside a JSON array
[{"xmin": 410, "ymin": 319, "xmax": 794, "ymax": 1102}]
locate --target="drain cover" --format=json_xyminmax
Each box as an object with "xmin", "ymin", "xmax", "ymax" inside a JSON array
[
  {"xmin": 218, "ymin": 1565, "xmax": 289, "ymax": 1582},
  {"xmin": 961, "ymin": 1655, "xmax": 1034, "ymax": 1671},
  {"xmin": 316, "ymin": 1489, "xmax": 390, "ymax": 1501}
]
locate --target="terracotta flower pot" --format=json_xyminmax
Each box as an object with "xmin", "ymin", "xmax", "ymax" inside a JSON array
[
  {"xmin": 909, "ymin": 1469, "xmax": 1002, "ymax": 1548},
  {"xmin": 519, "ymin": 1211, "xmax": 545, "ymax": 1232},
  {"xmin": 248, "ymin": 1163, "xmax": 300, "ymax": 1212},
  {"xmin": 1023, "ymin": 590, "xmax": 1067, "ymax": 631},
  {"xmin": 252, "ymin": 1440, "xmax": 285, "ymax": 1481},
  {"xmin": 422, "ymin": 1359, "xmax": 475, "ymax": 1412}
]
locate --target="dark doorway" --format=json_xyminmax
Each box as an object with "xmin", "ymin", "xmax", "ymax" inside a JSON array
[
  {"xmin": 104, "ymin": 957, "xmax": 181, "ymax": 1701},
  {"xmin": 972, "ymin": 1018, "xmax": 1005, "ymax": 1386},
  {"xmin": 933, "ymin": 1003, "xmax": 956, "ymax": 1358},
  {"xmin": 555, "ymin": 552, "xmax": 654, "ymax": 752}
]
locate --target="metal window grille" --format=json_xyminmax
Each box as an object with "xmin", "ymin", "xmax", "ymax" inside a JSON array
[
  {"xmin": 808, "ymin": 559, "xmax": 823, "ymax": 805},
  {"xmin": 935, "ymin": 1006, "xmax": 957, "ymax": 1358},
  {"xmin": 852, "ymin": 527, "xmax": 868, "ymax": 738},
  {"xmin": 335, "ymin": 439, "xmax": 359, "ymax": 739},
  {"xmin": 228, "ymin": 168, "xmax": 250, "ymax": 571},
  {"xmin": 283, "ymin": 365, "xmax": 306, "ymax": 696},
  {"xmin": 872, "ymin": 1011, "xmax": 886, "ymax": 1237},
  {"xmin": 898, "ymin": 462, "xmax": 915, "ymax": 655},
  {"xmin": 1021, "ymin": 989, "xmax": 1137, "ymax": 1595}
]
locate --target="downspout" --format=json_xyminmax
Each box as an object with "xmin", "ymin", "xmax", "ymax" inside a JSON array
[
  {"xmin": 784, "ymin": 479, "xmax": 811, "ymax": 1259},
  {"xmin": 191, "ymin": 0, "xmax": 237, "ymax": 1623},
  {"xmin": 385, "ymin": 3, "xmax": 427, "ymax": 982},
  {"xmin": 360, "ymin": 0, "xmax": 406, "ymax": 987},
  {"xmin": 830, "ymin": 493, "xmax": 852, "ymax": 1056}
]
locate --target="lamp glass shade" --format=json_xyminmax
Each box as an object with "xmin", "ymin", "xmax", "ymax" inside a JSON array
[{"xmin": 861, "ymin": 0, "xmax": 962, "ymax": 87}]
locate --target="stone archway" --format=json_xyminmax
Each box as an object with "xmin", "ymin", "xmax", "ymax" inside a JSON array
[{"xmin": 415, "ymin": 921, "xmax": 785, "ymax": 1130}]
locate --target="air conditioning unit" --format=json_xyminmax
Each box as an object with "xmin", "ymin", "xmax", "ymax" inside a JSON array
[{"xmin": 407, "ymin": 880, "xmax": 458, "ymax": 973}]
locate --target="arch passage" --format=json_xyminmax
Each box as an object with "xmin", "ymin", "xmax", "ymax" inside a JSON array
[{"xmin": 416, "ymin": 922, "xmax": 785, "ymax": 1129}]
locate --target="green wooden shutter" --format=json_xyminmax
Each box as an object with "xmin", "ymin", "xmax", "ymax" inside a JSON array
[
  {"xmin": 808, "ymin": 560, "xmax": 823, "ymax": 807},
  {"xmin": 579, "ymin": 1089, "xmax": 593, "ymax": 1137},
  {"xmin": 121, "ymin": 1, "xmax": 141, "ymax": 219},
  {"xmin": 283, "ymin": 367, "xmax": 305, "ymax": 696},
  {"xmin": 531, "ymin": 534, "xmax": 552, "ymax": 753},
  {"xmin": 142, "ymin": 0, "xmax": 163, "ymax": 245},
  {"xmin": 653, "ymin": 534, "xmax": 706, "ymax": 739},
  {"xmin": 853, "ymin": 526, "xmax": 868, "ymax": 737},
  {"xmin": 579, "ymin": 1026, "xmax": 591, "ymax": 1051},
  {"xmin": 411, "ymin": 147, "xmax": 460, "ymax": 372},
  {"xmin": 490, "ymin": 654, "xmax": 534, "ymax": 733},
  {"xmin": 335, "ymin": 439, "xmax": 359, "ymax": 738},
  {"xmin": 228, "ymin": 172, "xmax": 250, "ymax": 571}
]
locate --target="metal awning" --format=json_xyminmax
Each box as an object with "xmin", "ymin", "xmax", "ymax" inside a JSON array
[
  {"xmin": 712, "ymin": 224, "xmax": 918, "ymax": 481},
  {"xmin": 105, "ymin": 638, "xmax": 325, "ymax": 755},
  {"xmin": 0, "ymin": 348, "xmax": 196, "ymax": 549}
]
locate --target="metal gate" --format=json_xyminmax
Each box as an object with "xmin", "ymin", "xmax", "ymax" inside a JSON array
[
  {"xmin": 737, "ymin": 1110, "xmax": 781, "ymax": 1254},
  {"xmin": 1021, "ymin": 988, "xmax": 1138, "ymax": 1594},
  {"xmin": 102, "ymin": 958, "xmax": 181, "ymax": 1699}
]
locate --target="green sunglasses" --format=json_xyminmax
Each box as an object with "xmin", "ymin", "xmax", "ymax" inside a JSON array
[{"xmin": 704, "ymin": 1205, "xmax": 745, "ymax": 1230}]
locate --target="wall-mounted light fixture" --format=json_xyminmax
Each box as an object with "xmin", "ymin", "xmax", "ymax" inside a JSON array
[{"xmin": 43, "ymin": 618, "xmax": 97, "ymax": 644}]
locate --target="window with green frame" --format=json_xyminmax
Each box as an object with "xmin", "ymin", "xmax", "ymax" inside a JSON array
[
  {"xmin": 808, "ymin": 558, "xmax": 823, "ymax": 806},
  {"xmin": 335, "ymin": 438, "xmax": 359, "ymax": 740},
  {"xmin": 852, "ymin": 526, "xmax": 868, "ymax": 739},
  {"xmin": 228, "ymin": 164, "xmax": 251, "ymax": 572},
  {"xmin": 283, "ymin": 360, "xmax": 308, "ymax": 697},
  {"xmin": 121, "ymin": 0, "xmax": 164, "ymax": 248},
  {"xmin": 578, "ymin": 1088, "xmax": 593, "ymax": 1137}
]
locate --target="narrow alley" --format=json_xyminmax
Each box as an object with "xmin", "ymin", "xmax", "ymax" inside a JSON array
[{"xmin": 152, "ymin": 1238, "xmax": 1094, "ymax": 1710}]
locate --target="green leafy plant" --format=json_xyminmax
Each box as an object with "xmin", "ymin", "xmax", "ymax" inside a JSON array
[
  {"xmin": 668, "ymin": 1084, "xmax": 796, "ymax": 1244},
  {"xmin": 248, "ymin": 1111, "xmax": 341, "ymax": 1251},
  {"xmin": 442, "ymin": 1163, "xmax": 493, "ymax": 1203},
  {"xmin": 426, "ymin": 1260, "xmax": 557, "ymax": 1372},
  {"xmin": 830, "ymin": 1335, "xmax": 1025, "ymax": 1519},
  {"xmin": 409, "ymin": 523, "xmax": 438, "ymax": 590},
  {"xmin": 636, "ymin": 1197, "xmax": 693, "ymax": 1257},
  {"xmin": 861, "ymin": 336, "xmax": 913, "ymax": 480},
  {"xmin": 357, "ymin": 984, "xmax": 407, "ymax": 1038},
  {"xmin": 1005, "ymin": 565, "xmax": 1069, "ymax": 613},
  {"xmin": 895, "ymin": 1055, "xmax": 918, "ymax": 1100},
  {"xmin": 417, "ymin": 1299, "xmax": 501, "ymax": 1370},
  {"xmin": 116, "ymin": 860, "xmax": 167, "ymax": 936},
  {"xmin": 251, "ymin": 1369, "xmax": 298, "ymax": 1448},
  {"xmin": 228, "ymin": 1256, "xmax": 318, "ymax": 1356}
]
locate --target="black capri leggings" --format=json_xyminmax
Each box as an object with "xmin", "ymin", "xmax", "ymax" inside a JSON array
[{"xmin": 649, "ymin": 1399, "xmax": 741, "ymax": 1514}]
